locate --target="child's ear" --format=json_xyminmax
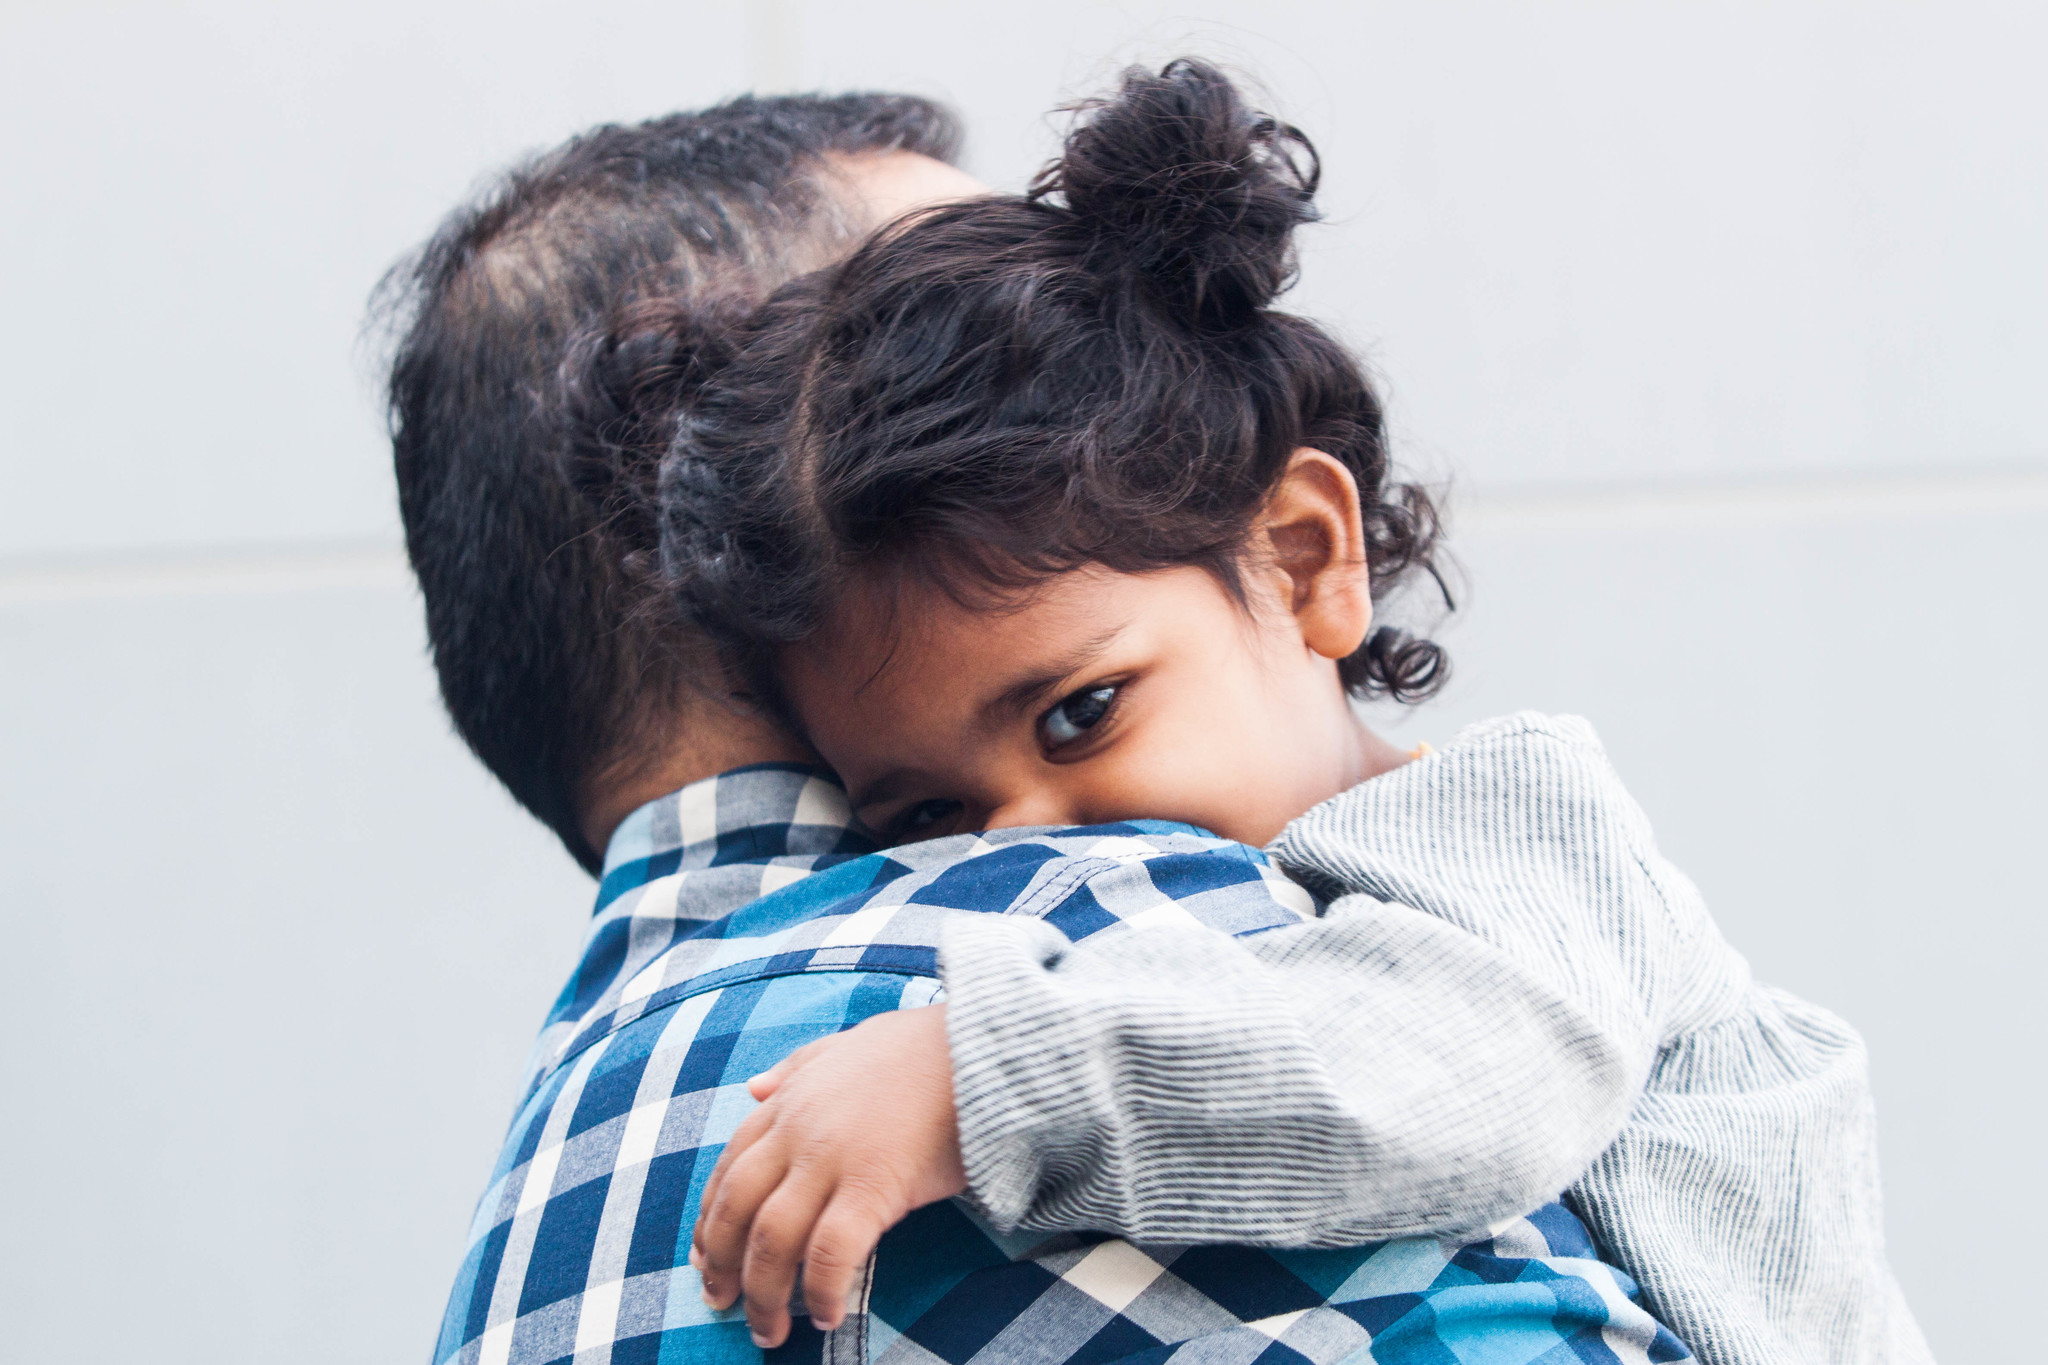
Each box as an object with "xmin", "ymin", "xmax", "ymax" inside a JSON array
[{"xmin": 1256, "ymin": 449, "xmax": 1372, "ymax": 661}]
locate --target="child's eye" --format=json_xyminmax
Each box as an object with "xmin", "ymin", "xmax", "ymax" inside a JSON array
[
  {"xmin": 887, "ymin": 798, "xmax": 965, "ymax": 841},
  {"xmin": 1040, "ymin": 684, "xmax": 1118, "ymax": 749}
]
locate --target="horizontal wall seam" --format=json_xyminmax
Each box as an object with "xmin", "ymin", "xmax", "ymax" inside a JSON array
[
  {"xmin": 0, "ymin": 544, "xmax": 411, "ymax": 606},
  {"xmin": 3, "ymin": 467, "xmax": 2045, "ymax": 605},
  {"xmin": 1455, "ymin": 469, "xmax": 2048, "ymax": 534}
]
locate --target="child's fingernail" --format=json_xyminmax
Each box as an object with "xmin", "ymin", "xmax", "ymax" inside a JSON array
[{"xmin": 751, "ymin": 1331, "xmax": 774, "ymax": 1348}]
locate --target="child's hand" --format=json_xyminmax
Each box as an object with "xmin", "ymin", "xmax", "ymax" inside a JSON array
[{"xmin": 691, "ymin": 1003, "xmax": 966, "ymax": 1348}]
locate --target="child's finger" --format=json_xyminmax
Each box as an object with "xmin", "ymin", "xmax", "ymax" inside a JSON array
[
  {"xmin": 693, "ymin": 1124, "xmax": 791, "ymax": 1310},
  {"xmin": 745, "ymin": 1059, "xmax": 792, "ymax": 1101},
  {"xmin": 693, "ymin": 1077, "xmax": 787, "ymax": 1259},
  {"xmin": 746, "ymin": 1034, "xmax": 833, "ymax": 1101},
  {"xmin": 738, "ymin": 1173, "xmax": 835, "ymax": 1349},
  {"xmin": 691, "ymin": 1104, "xmax": 766, "ymax": 1275},
  {"xmin": 800, "ymin": 1189, "xmax": 894, "ymax": 1331}
]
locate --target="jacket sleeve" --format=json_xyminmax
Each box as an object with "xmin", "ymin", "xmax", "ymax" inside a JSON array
[
  {"xmin": 941, "ymin": 715, "xmax": 1693, "ymax": 1246},
  {"xmin": 942, "ymin": 893, "xmax": 1652, "ymax": 1245}
]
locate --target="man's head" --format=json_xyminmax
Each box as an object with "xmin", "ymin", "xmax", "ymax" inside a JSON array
[{"xmin": 376, "ymin": 93, "xmax": 974, "ymax": 872}]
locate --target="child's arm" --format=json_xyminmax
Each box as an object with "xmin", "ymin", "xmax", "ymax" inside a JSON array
[
  {"xmin": 936, "ymin": 715, "xmax": 1705, "ymax": 1245},
  {"xmin": 695, "ymin": 883, "xmax": 1661, "ymax": 1347},
  {"xmin": 694, "ymin": 717, "xmax": 1700, "ymax": 1345},
  {"xmin": 938, "ymin": 893, "xmax": 1656, "ymax": 1243}
]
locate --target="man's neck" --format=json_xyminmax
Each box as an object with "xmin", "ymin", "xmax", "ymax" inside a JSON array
[{"xmin": 578, "ymin": 702, "xmax": 820, "ymax": 860}]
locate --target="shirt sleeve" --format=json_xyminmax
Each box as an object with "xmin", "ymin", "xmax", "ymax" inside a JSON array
[{"xmin": 940, "ymin": 715, "xmax": 1691, "ymax": 1246}]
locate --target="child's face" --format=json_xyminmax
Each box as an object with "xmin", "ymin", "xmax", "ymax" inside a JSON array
[{"xmin": 780, "ymin": 558, "xmax": 1374, "ymax": 849}]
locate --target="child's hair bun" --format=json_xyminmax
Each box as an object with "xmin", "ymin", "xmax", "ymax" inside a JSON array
[{"xmin": 1033, "ymin": 58, "xmax": 1319, "ymax": 330}]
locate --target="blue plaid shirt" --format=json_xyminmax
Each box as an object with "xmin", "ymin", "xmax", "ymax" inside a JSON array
[{"xmin": 437, "ymin": 765, "xmax": 1690, "ymax": 1365}]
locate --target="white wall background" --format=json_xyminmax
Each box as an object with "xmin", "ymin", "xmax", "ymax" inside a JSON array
[{"xmin": 3, "ymin": 2, "xmax": 2041, "ymax": 1360}]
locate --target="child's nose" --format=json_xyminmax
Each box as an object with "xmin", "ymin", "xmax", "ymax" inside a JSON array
[{"xmin": 980, "ymin": 790, "xmax": 1079, "ymax": 833}]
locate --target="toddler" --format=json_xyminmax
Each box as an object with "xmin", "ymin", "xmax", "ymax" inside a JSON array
[{"xmin": 659, "ymin": 61, "xmax": 1930, "ymax": 1365}]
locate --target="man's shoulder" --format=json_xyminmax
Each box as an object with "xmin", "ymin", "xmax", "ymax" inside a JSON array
[
  {"xmin": 436, "ymin": 814, "xmax": 1305, "ymax": 1365},
  {"xmin": 544, "ymin": 820, "xmax": 1310, "ymax": 1091},
  {"xmin": 439, "ymin": 778, "xmax": 1687, "ymax": 1365}
]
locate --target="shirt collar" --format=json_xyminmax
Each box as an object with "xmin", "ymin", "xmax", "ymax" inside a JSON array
[{"xmin": 594, "ymin": 762, "xmax": 877, "ymax": 913}]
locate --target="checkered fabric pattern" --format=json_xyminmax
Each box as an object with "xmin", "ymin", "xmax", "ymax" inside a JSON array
[
  {"xmin": 435, "ymin": 765, "xmax": 1690, "ymax": 1365},
  {"xmin": 863, "ymin": 1200, "xmax": 1691, "ymax": 1365}
]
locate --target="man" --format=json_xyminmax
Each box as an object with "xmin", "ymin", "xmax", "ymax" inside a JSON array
[
  {"xmin": 381, "ymin": 93, "xmax": 978, "ymax": 872},
  {"xmin": 381, "ymin": 94, "xmax": 1691, "ymax": 1365}
]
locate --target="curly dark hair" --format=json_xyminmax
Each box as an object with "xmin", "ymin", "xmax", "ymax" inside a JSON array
[{"xmin": 594, "ymin": 60, "xmax": 1449, "ymax": 710}]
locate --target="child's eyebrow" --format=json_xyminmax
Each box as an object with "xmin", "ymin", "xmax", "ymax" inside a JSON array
[{"xmin": 978, "ymin": 621, "xmax": 1129, "ymax": 726}]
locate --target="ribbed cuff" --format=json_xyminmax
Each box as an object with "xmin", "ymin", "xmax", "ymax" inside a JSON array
[{"xmin": 939, "ymin": 913, "xmax": 1116, "ymax": 1234}]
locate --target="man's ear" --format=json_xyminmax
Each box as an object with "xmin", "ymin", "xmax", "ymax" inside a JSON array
[{"xmin": 1256, "ymin": 448, "xmax": 1372, "ymax": 661}]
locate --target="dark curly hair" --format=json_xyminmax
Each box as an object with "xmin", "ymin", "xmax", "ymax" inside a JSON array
[{"xmin": 603, "ymin": 60, "xmax": 1449, "ymax": 708}]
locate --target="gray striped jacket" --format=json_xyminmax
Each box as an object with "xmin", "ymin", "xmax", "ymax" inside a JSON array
[{"xmin": 940, "ymin": 712, "xmax": 1932, "ymax": 1365}]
